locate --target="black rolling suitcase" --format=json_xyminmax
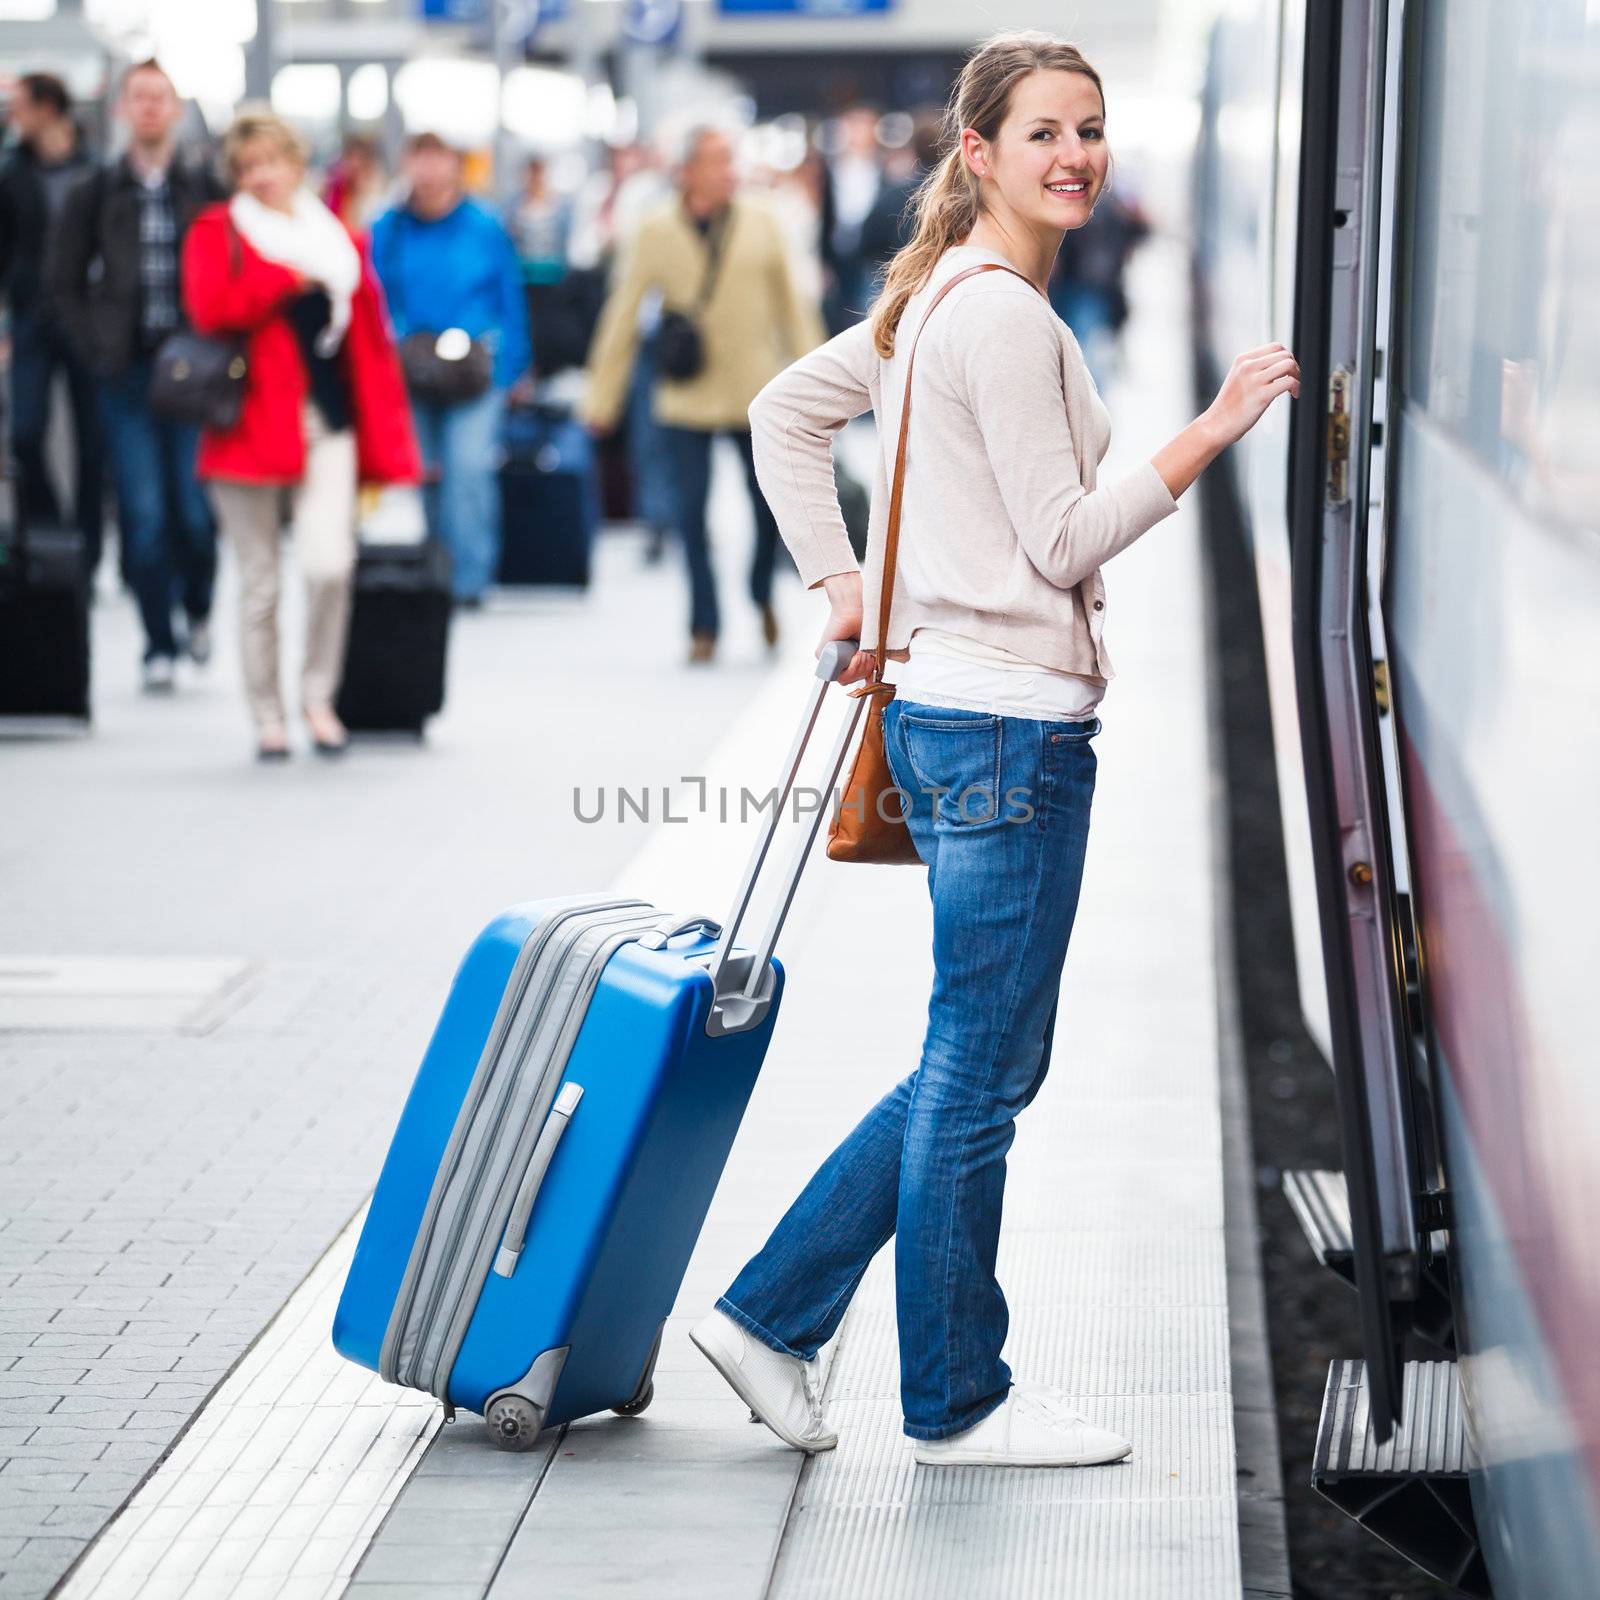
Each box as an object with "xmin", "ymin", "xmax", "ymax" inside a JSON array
[
  {"xmin": 0, "ymin": 520, "xmax": 91, "ymax": 719},
  {"xmin": 498, "ymin": 402, "xmax": 599, "ymax": 589},
  {"xmin": 336, "ymin": 537, "xmax": 452, "ymax": 735}
]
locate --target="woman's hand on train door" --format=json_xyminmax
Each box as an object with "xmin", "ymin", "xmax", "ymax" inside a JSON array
[
  {"xmin": 819, "ymin": 572, "xmax": 874, "ymax": 685},
  {"xmin": 1204, "ymin": 343, "xmax": 1300, "ymax": 447}
]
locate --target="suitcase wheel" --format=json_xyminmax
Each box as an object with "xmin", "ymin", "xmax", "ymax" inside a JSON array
[
  {"xmin": 484, "ymin": 1392, "xmax": 546, "ymax": 1451},
  {"xmin": 611, "ymin": 1380, "xmax": 654, "ymax": 1418}
]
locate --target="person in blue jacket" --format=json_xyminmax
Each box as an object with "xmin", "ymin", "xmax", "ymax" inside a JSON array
[{"xmin": 371, "ymin": 133, "xmax": 531, "ymax": 605}]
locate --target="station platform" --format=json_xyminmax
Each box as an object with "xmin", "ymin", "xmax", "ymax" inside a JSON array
[{"xmin": 1, "ymin": 235, "xmax": 1285, "ymax": 1600}]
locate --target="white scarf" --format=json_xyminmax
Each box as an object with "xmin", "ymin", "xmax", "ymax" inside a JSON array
[{"xmin": 229, "ymin": 189, "xmax": 361, "ymax": 357}]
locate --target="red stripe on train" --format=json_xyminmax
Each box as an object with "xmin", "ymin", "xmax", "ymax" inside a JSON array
[{"xmin": 1398, "ymin": 727, "xmax": 1600, "ymax": 1507}]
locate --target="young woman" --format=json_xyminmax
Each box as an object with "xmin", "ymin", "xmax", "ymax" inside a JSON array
[
  {"xmin": 183, "ymin": 109, "xmax": 418, "ymax": 759},
  {"xmin": 689, "ymin": 32, "xmax": 1298, "ymax": 1467}
]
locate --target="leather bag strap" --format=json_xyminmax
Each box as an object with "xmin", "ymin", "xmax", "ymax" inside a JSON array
[{"xmin": 868, "ymin": 260, "xmax": 1043, "ymax": 684}]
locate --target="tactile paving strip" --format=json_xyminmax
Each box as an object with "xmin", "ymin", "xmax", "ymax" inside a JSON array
[{"xmin": 55, "ymin": 1210, "xmax": 439, "ymax": 1600}]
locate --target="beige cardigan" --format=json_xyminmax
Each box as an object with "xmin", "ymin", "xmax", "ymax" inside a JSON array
[
  {"xmin": 747, "ymin": 244, "xmax": 1179, "ymax": 681},
  {"xmin": 581, "ymin": 198, "xmax": 826, "ymax": 433}
]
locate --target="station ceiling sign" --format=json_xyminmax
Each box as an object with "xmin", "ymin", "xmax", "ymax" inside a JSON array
[{"xmin": 718, "ymin": 0, "xmax": 893, "ymax": 14}]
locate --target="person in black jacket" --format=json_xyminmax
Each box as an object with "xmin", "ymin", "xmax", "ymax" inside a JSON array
[
  {"xmin": 0, "ymin": 73, "xmax": 102, "ymax": 566},
  {"xmin": 48, "ymin": 60, "xmax": 225, "ymax": 691},
  {"xmin": 855, "ymin": 112, "xmax": 944, "ymax": 289}
]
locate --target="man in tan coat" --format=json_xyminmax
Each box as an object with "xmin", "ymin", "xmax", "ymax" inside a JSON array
[{"xmin": 582, "ymin": 128, "xmax": 825, "ymax": 663}]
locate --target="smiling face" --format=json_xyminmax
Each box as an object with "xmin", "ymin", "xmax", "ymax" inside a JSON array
[{"xmin": 966, "ymin": 68, "xmax": 1109, "ymax": 237}]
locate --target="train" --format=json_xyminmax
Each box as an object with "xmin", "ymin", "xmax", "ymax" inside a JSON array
[{"xmin": 1193, "ymin": 1, "xmax": 1599, "ymax": 1596}]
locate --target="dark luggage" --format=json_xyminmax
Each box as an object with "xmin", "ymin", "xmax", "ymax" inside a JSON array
[
  {"xmin": 498, "ymin": 403, "xmax": 599, "ymax": 589},
  {"xmin": 525, "ymin": 267, "xmax": 606, "ymax": 378},
  {"xmin": 336, "ymin": 537, "xmax": 452, "ymax": 735},
  {"xmin": 333, "ymin": 642, "xmax": 867, "ymax": 1448},
  {"xmin": 596, "ymin": 427, "xmax": 635, "ymax": 523},
  {"xmin": 0, "ymin": 521, "xmax": 91, "ymax": 719}
]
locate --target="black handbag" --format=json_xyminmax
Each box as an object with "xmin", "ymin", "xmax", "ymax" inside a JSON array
[
  {"xmin": 398, "ymin": 328, "xmax": 493, "ymax": 405},
  {"xmin": 149, "ymin": 221, "xmax": 248, "ymax": 430},
  {"xmin": 384, "ymin": 213, "xmax": 495, "ymax": 405},
  {"xmin": 149, "ymin": 332, "xmax": 248, "ymax": 429},
  {"xmin": 651, "ymin": 206, "xmax": 733, "ymax": 382}
]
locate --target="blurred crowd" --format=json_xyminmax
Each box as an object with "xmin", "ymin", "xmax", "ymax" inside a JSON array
[{"xmin": 0, "ymin": 62, "xmax": 1152, "ymax": 753}]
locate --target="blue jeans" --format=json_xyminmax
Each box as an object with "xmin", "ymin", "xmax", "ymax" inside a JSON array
[
  {"xmin": 719, "ymin": 701, "xmax": 1101, "ymax": 1439},
  {"xmin": 657, "ymin": 426, "xmax": 781, "ymax": 640},
  {"xmin": 9, "ymin": 310, "xmax": 105, "ymax": 567},
  {"xmin": 99, "ymin": 358, "xmax": 215, "ymax": 661},
  {"xmin": 625, "ymin": 348, "xmax": 676, "ymax": 532},
  {"xmin": 411, "ymin": 387, "xmax": 505, "ymax": 600}
]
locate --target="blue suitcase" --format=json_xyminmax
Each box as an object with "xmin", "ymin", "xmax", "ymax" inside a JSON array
[{"xmin": 332, "ymin": 644, "xmax": 866, "ymax": 1448}]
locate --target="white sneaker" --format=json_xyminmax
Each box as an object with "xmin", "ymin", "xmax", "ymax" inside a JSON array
[
  {"xmin": 142, "ymin": 655, "xmax": 176, "ymax": 693},
  {"xmin": 186, "ymin": 619, "xmax": 212, "ymax": 666},
  {"xmin": 913, "ymin": 1379, "xmax": 1131, "ymax": 1467},
  {"xmin": 689, "ymin": 1309, "xmax": 837, "ymax": 1454}
]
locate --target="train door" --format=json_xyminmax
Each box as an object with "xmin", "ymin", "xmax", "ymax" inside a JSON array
[{"xmin": 1286, "ymin": 0, "xmax": 1422, "ymax": 1439}]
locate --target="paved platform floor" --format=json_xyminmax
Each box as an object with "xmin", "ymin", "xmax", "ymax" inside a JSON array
[{"xmin": 2, "ymin": 235, "xmax": 1276, "ymax": 1599}]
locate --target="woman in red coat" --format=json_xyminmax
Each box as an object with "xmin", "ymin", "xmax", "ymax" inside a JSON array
[{"xmin": 183, "ymin": 108, "xmax": 419, "ymax": 759}]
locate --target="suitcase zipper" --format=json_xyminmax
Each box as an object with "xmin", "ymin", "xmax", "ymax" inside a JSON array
[
  {"xmin": 380, "ymin": 898, "xmax": 647, "ymax": 1385},
  {"xmin": 425, "ymin": 911, "xmax": 667, "ymax": 1399}
]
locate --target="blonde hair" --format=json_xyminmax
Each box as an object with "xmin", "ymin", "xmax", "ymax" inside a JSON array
[
  {"xmin": 220, "ymin": 105, "xmax": 307, "ymax": 186},
  {"xmin": 868, "ymin": 32, "xmax": 1107, "ymax": 358}
]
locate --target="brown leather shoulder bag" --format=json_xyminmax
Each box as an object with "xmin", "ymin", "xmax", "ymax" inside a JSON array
[{"xmin": 826, "ymin": 261, "xmax": 1039, "ymax": 864}]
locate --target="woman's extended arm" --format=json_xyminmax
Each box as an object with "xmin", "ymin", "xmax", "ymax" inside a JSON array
[
  {"xmin": 953, "ymin": 288, "xmax": 1182, "ymax": 591},
  {"xmin": 1150, "ymin": 416, "xmax": 1230, "ymax": 500},
  {"xmin": 954, "ymin": 290, "xmax": 1300, "ymax": 591},
  {"xmin": 1154, "ymin": 341, "xmax": 1301, "ymax": 494}
]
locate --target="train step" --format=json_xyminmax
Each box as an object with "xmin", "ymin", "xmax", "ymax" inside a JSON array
[
  {"xmin": 1281, "ymin": 1168, "xmax": 1354, "ymax": 1282},
  {"xmin": 1314, "ymin": 1359, "xmax": 1487, "ymax": 1598},
  {"xmin": 1282, "ymin": 1170, "xmax": 1457, "ymax": 1350}
]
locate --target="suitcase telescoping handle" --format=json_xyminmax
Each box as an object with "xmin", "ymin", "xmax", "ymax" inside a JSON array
[{"xmin": 703, "ymin": 640, "xmax": 866, "ymax": 1038}]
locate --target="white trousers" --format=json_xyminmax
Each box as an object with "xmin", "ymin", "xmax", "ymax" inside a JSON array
[{"xmin": 210, "ymin": 406, "xmax": 357, "ymax": 733}]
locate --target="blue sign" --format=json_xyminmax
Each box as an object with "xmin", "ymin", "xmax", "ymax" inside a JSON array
[
  {"xmin": 623, "ymin": 0, "xmax": 683, "ymax": 46},
  {"xmin": 421, "ymin": 0, "xmax": 568, "ymax": 42},
  {"xmin": 502, "ymin": 0, "xmax": 568, "ymax": 46},
  {"xmin": 718, "ymin": 0, "xmax": 891, "ymax": 13},
  {"xmin": 421, "ymin": 0, "xmax": 487, "ymax": 20}
]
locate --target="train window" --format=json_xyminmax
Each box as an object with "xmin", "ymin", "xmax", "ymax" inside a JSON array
[{"xmin": 1397, "ymin": 0, "xmax": 1596, "ymax": 533}]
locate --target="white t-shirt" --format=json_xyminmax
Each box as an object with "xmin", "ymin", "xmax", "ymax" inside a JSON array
[{"xmin": 888, "ymin": 627, "xmax": 1105, "ymax": 723}]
